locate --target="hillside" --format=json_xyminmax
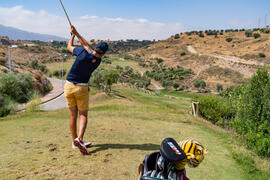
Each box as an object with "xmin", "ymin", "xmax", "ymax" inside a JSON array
[
  {"xmin": 0, "ymin": 46, "xmax": 52, "ymax": 94},
  {"xmin": 0, "ymin": 44, "xmax": 68, "ymax": 64},
  {"xmin": 0, "ymin": 24, "xmax": 68, "ymax": 41},
  {"xmin": 131, "ymin": 29, "xmax": 270, "ymax": 91}
]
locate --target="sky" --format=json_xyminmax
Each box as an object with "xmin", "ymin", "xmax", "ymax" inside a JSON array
[{"xmin": 0, "ymin": 0, "xmax": 269, "ymax": 40}]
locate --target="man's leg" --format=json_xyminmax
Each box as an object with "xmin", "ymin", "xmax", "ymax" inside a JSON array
[
  {"xmin": 78, "ymin": 110, "xmax": 88, "ymax": 140},
  {"xmin": 69, "ymin": 106, "xmax": 78, "ymax": 140}
]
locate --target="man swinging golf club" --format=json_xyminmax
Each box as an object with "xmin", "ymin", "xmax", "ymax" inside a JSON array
[{"xmin": 65, "ymin": 25, "xmax": 108, "ymax": 155}]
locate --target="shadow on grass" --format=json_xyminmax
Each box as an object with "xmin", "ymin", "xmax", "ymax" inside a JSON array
[{"xmin": 88, "ymin": 143, "xmax": 160, "ymax": 154}]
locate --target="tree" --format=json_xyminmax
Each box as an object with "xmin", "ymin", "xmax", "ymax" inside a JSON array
[
  {"xmin": 233, "ymin": 69, "xmax": 270, "ymax": 156},
  {"xmin": 194, "ymin": 80, "xmax": 206, "ymax": 89},
  {"xmin": 253, "ymin": 33, "xmax": 261, "ymax": 39},
  {"xmin": 174, "ymin": 34, "xmax": 180, "ymax": 39},
  {"xmin": 102, "ymin": 69, "xmax": 119, "ymax": 93},
  {"xmin": 162, "ymin": 80, "xmax": 172, "ymax": 89},
  {"xmin": 91, "ymin": 69, "xmax": 105, "ymax": 90},
  {"xmin": 216, "ymin": 83, "xmax": 223, "ymax": 92},
  {"xmin": 199, "ymin": 33, "xmax": 205, "ymax": 38},
  {"xmin": 173, "ymin": 83, "xmax": 179, "ymax": 91}
]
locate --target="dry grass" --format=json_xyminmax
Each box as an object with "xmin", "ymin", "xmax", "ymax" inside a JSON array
[
  {"xmin": 0, "ymin": 87, "xmax": 269, "ymax": 180},
  {"xmin": 131, "ymin": 31, "xmax": 270, "ymax": 91}
]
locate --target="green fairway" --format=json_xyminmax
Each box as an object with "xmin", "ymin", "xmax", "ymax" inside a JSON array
[{"xmin": 0, "ymin": 86, "xmax": 269, "ymax": 180}]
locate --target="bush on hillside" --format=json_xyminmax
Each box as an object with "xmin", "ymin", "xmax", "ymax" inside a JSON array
[
  {"xmin": 253, "ymin": 33, "xmax": 261, "ymax": 39},
  {"xmin": 180, "ymin": 52, "xmax": 186, "ymax": 56},
  {"xmin": 118, "ymin": 66, "xmax": 151, "ymax": 90},
  {"xmin": 245, "ymin": 30, "xmax": 253, "ymax": 37},
  {"xmin": 161, "ymin": 79, "xmax": 172, "ymax": 89},
  {"xmin": 226, "ymin": 38, "xmax": 233, "ymax": 42},
  {"xmin": 174, "ymin": 34, "xmax": 180, "ymax": 39},
  {"xmin": 194, "ymin": 80, "xmax": 206, "ymax": 89},
  {"xmin": 156, "ymin": 58, "xmax": 164, "ymax": 64},
  {"xmin": 199, "ymin": 33, "xmax": 205, "ymax": 38},
  {"xmin": 259, "ymin": 53, "xmax": 266, "ymax": 58},
  {"xmin": 216, "ymin": 83, "xmax": 223, "ymax": 92},
  {"xmin": 26, "ymin": 60, "xmax": 48, "ymax": 73},
  {"xmin": 0, "ymin": 73, "xmax": 34, "ymax": 103},
  {"xmin": 51, "ymin": 69, "xmax": 67, "ymax": 78}
]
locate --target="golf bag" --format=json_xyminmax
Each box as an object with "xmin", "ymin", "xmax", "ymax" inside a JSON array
[{"xmin": 138, "ymin": 138, "xmax": 189, "ymax": 180}]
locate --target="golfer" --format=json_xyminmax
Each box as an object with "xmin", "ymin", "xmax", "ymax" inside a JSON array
[{"xmin": 65, "ymin": 25, "xmax": 108, "ymax": 155}]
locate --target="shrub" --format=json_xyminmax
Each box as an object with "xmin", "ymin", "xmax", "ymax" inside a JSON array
[
  {"xmin": 196, "ymin": 95, "xmax": 235, "ymax": 126},
  {"xmin": 52, "ymin": 70, "xmax": 60, "ymax": 77},
  {"xmin": 216, "ymin": 84, "xmax": 223, "ymax": 92},
  {"xmin": 156, "ymin": 58, "xmax": 164, "ymax": 64},
  {"xmin": 226, "ymin": 38, "xmax": 233, "ymax": 42},
  {"xmin": 180, "ymin": 52, "xmax": 186, "ymax": 56},
  {"xmin": 253, "ymin": 33, "xmax": 261, "ymax": 39},
  {"xmin": 259, "ymin": 53, "xmax": 266, "ymax": 58},
  {"xmin": 245, "ymin": 30, "xmax": 253, "ymax": 37},
  {"xmin": 26, "ymin": 60, "xmax": 48, "ymax": 73},
  {"xmin": 26, "ymin": 91, "xmax": 41, "ymax": 112},
  {"xmin": 0, "ymin": 96, "xmax": 17, "ymax": 117},
  {"xmin": 0, "ymin": 73, "xmax": 34, "ymax": 103},
  {"xmin": 199, "ymin": 33, "xmax": 204, "ymax": 38},
  {"xmin": 194, "ymin": 80, "xmax": 206, "ymax": 89},
  {"xmin": 161, "ymin": 80, "xmax": 172, "ymax": 89},
  {"xmin": 174, "ymin": 34, "xmax": 180, "ymax": 39}
]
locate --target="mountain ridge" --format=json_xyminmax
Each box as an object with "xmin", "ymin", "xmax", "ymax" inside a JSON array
[{"xmin": 0, "ymin": 24, "xmax": 68, "ymax": 42}]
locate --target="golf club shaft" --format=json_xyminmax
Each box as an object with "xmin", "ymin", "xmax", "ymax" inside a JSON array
[{"xmin": 59, "ymin": 0, "xmax": 72, "ymax": 26}]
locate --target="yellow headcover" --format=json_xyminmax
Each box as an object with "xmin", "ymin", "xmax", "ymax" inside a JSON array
[{"xmin": 175, "ymin": 139, "xmax": 208, "ymax": 170}]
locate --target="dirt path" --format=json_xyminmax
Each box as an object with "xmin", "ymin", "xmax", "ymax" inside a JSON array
[
  {"xmin": 187, "ymin": 45, "xmax": 263, "ymax": 66},
  {"xmin": 187, "ymin": 45, "xmax": 199, "ymax": 54},
  {"xmin": 186, "ymin": 45, "xmax": 261, "ymax": 77}
]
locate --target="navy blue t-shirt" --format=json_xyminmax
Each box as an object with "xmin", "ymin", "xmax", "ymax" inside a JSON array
[{"xmin": 67, "ymin": 47, "xmax": 101, "ymax": 84}]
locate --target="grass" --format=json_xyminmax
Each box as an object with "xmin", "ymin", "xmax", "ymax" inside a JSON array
[{"xmin": 0, "ymin": 85, "xmax": 269, "ymax": 180}]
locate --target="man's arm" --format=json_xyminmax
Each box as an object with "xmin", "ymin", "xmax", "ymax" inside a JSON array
[
  {"xmin": 67, "ymin": 34, "xmax": 75, "ymax": 53},
  {"xmin": 71, "ymin": 25, "xmax": 92, "ymax": 53}
]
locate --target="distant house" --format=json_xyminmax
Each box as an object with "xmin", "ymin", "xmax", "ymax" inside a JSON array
[
  {"xmin": 24, "ymin": 43, "xmax": 36, "ymax": 47},
  {"xmin": 48, "ymin": 39, "xmax": 55, "ymax": 46}
]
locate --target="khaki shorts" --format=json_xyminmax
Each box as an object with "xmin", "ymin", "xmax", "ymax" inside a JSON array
[{"xmin": 64, "ymin": 82, "xmax": 89, "ymax": 111}]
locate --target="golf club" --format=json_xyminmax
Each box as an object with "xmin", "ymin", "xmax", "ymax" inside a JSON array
[{"xmin": 59, "ymin": 0, "xmax": 72, "ymax": 27}]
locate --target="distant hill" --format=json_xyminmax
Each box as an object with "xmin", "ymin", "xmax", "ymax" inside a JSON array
[
  {"xmin": 0, "ymin": 24, "xmax": 68, "ymax": 42},
  {"xmin": 131, "ymin": 28, "xmax": 270, "ymax": 91}
]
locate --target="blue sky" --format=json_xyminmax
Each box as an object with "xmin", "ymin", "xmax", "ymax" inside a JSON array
[{"xmin": 0, "ymin": 0, "xmax": 269, "ymax": 39}]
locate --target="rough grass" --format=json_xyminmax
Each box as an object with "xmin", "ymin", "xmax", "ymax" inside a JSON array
[{"xmin": 0, "ymin": 86, "xmax": 269, "ymax": 180}]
